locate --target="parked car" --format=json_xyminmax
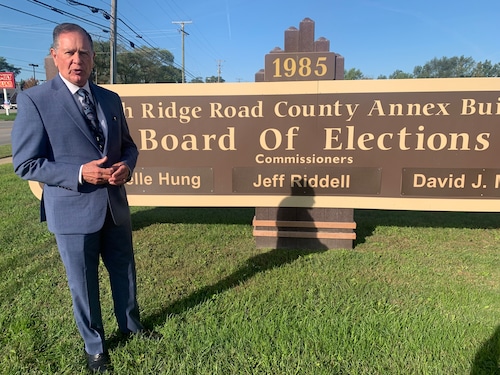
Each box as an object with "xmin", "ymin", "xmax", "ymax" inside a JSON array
[{"xmin": 1, "ymin": 102, "xmax": 16, "ymax": 109}]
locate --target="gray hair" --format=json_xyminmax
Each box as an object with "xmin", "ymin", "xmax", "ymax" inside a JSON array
[{"xmin": 52, "ymin": 23, "xmax": 94, "ymax": 51}]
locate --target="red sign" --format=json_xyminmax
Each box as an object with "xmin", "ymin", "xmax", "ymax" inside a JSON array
[{"xmin": 0, "ymin": 72, "xmax": 15, "ymax": 89}]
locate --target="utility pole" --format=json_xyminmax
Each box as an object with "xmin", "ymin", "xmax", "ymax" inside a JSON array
[
  {"xmin": 172, "ymin": 21, "xmax": 192, "ymax": 83},
  {"xmin": 110, "ymin": 0, "xmax": 118, "ymax": 84},
  {"xmin": 29, "ymin": 63, "xmax": 39, "ymax": 80},
  {"xmin": 216, "ymin": 60, "xmax": 224, "ymax": 83}
]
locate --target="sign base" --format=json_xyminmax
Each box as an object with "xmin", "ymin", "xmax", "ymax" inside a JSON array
[{"xmin": 253, "ymin": 207, "xmax": 355, "ymax": 249}]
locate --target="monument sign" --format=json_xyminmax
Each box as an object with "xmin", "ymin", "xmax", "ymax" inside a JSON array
[{"xmin": 33, "ymin": 19, "xmax": 500, "ymax": 248}]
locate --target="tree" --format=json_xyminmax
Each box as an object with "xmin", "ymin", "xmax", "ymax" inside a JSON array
[
  {"xmin": 344, "ymin": 68, "xmax": 365, "ymax": 80},
  {"xmin": 471, "ymin": 60, "xmax": 500, "ymax": 77},
  {"xmin": 205, "ymin": 75, "xmax": 225, "ymax": 83},
  {"xmin": 380, "ymin": 70, "xmax": 414, "ymax": 79},
  {"xmin": 21, "ymin": 78, "xmax": 39, "ymax": 90},
  {"xmin": 413, "ymin": 56, "xmax": 476, "ymax": 78},
  {"xmin": 0, "ymin": 57, "xmax": 21, "ymax": 76},
  {"xmin": 93, "ymin": 41, "xmax": 111, "ymax": 84},
  {"xmin": 347, "ymin": 55, "xmax": 500, "ymax": 80},
  {"xmin": 118, "ymin": 47, "xmax": 182, "ymax": 83},
  {"xmin": 92, "ymin": 41, "xmax": 182, "ymax": 84}
]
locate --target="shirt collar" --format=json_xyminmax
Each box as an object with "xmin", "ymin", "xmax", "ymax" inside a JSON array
[{"xmin": 59, "ymin": 73, "xmax": 91, "ymax": 96}]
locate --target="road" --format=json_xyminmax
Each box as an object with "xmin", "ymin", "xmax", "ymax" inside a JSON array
[{"xmin": 0, "ymin": 121, "xmax": 13, "ymax": 146}]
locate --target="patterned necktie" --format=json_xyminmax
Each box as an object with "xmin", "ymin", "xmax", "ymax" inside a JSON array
[{"xmin": 77, "ymin": 88, "xmax": 105, "ymax": 151}]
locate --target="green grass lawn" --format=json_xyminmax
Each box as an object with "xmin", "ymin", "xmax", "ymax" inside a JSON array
[
  {"xmin": 0, "ymin": 113, "xmax": 16, "ymax": 121},
  {"xmin": 1, "ymin": 161, "xmax": 500, "ymax": 374},
  {"xmin": 0, "ymin": 144, "xmax": 12, "ymax": 159}
]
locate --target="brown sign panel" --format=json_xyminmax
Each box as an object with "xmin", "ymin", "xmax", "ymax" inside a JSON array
[
  {"xmin": 402, "ymin": 168, "xmax": 500, "ymax": 197},
  {"xmin": 126, "ymin": 167, "xmax": 214, "ymax": 194},
  {"xmin": 232, "ymin": 167, "xmax": 381, "ymax": 195},
  {"xmin": 26, "ymin": 78, "xmax": 500, "ymax": 211},
  {"xmin": 264, "ymin": 52, "xmax": 336, "ymax": 81}
]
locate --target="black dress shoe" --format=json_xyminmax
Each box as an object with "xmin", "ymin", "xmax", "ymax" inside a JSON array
[{"xmin": 86, "ymin": 352, "xmax": 112, "ymax": 373}]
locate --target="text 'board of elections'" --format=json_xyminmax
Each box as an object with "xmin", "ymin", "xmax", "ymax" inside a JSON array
[{"xmin": 28, "ymin": 77, "xmax": 500, "ymax": 212}]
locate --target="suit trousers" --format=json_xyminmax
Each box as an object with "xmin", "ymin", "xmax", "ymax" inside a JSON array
[{"xmin": 55, "ymin": 208, "xmax": 143, "ymax": 354}]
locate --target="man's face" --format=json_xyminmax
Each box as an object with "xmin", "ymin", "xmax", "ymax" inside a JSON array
[{"xmin": 51, "ymin": 31, "xmax": 95, "ymax": 87}]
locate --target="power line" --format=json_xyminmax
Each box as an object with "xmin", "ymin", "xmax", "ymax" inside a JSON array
[
  {"xmin": 27, "ymin": 0, "xmax": 110, "ymax": 32},
  {"xmin": 121, "ymin": 0, "xmax": 225, "ymax": 80},
  {"xmin": 63, "ymin": 0, "xmax": 195, "ymax": 79},
  {"xmin": 65, "ymin": 0, "xmax": 141, "ymax": 45},
  {"xmin": 0, "ymin": 3, "xmax": 58, "ymax": 25},
  {"xmin": 2, "ymin": 0, "xmax": 198, "ymax": 81}
]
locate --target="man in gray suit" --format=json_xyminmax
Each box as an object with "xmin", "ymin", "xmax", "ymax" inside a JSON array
[{"xmin": 12, "ymin": 23, "xmax": 158, "ymax": 373}]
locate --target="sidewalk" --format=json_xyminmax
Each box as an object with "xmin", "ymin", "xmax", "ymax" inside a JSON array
[{"xmin": 0, "ymin": 157, "xmax": 12, "ymax": 165}]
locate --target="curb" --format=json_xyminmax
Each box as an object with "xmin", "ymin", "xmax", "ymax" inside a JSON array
[{"xmin": 0, "ymin": 157, "xmax": 12, "ymax": 165}]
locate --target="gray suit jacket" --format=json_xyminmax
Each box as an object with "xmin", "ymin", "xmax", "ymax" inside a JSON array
[{"xmin": 12, "ymin": 75, "xmax": 139, "ymax": 234}]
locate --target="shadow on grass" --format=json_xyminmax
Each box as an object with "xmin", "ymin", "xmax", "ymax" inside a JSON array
[
  {"xmin": 131, "ymin": 207, "xmax": 500, "ymax": 247},
  {"xmin": 128, "ymin": 207, "xmax": 500, "ymax": 353},
  {"xmin": 127, "ymin": 207, "xmax": 328, "ymax": 343},
  {"xmin": 131, "ymin": 206, "xmax": 255, "ymax": 230},
  {"xmin": 141, "ymin": 246, "xmax": 329, "ymax": 328},
  {"xmin": 470, "ymin": 325, "xmax": 500, "ymax": 375}
]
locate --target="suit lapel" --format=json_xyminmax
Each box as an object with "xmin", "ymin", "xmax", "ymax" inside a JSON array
[
  {"xmin": 91, "ymin": 84, "xmax": 113, "ymax": 153},
  {"xmin": 52, "ymin": 76, "xmax": 103, "ymax": 152}
]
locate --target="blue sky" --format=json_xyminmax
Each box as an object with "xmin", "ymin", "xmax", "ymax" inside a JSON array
[{"xmin": 1, "ymin": 0, "xmax": 499, "ymax": 82}]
